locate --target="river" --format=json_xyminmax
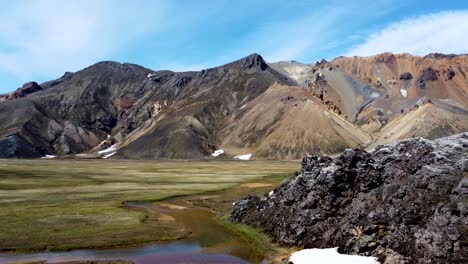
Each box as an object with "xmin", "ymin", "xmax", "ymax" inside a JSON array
[{"xmin": 0, "ymin": 201, "xmax": 267, "ymax": 264}]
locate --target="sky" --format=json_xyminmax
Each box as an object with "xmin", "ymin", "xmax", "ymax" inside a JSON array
[{"xmin": 1, "ymin": 0, "xmax": 467, "ymax": 93}]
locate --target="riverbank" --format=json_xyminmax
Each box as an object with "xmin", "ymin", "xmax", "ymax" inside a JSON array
[{"xmin": 0, "ymin": 159, "xmax": 299, "ymax": 263}]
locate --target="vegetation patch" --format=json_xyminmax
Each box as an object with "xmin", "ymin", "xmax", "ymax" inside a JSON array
[
  {"xmin": 217, "ymin": 216, "xmax": 272, "ymax": 256},
  {"xmin": 0, "ymin": 159, "xmax": 298, "ymax": 252}
]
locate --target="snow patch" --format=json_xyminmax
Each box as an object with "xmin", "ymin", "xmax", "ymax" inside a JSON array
[
  {"xmin": 211, "ymin": 149, "xmax": 225, "ymax": 157},
  {"xmin": 98, "ymin": 144, "xmax": 117, "ymax": 154},
  {"xmin": 321, "ymin": 163, "xmax": 338, "ymax": 174},
  {"xmin": 240, "ymin": 104, "xmax": 247, "ymax": 109},
  {"xmin": 376, "ymin": 147, "xmax": 391, "ymax": 153},
  {"xmin": 146, "ymin": 73, "xmax": 156, "ymax": 79},
  {"xmin": 103, "ymin": 152, "xmax": 116, "ymax": 159},
  {"xmin": 268, "ymin": 190, "xmax": 274, "ymax": 197},
  {"xmin": 435, "ymin": 138, "xmax": 462, "ymax": 149},
  {"xmin": 400, "ymin": 89, "xmax": 407, "ymax": 97},
  {"xmin": 41, "ymin": 155, "xmax": 57, "ymax": 159},
  {"xmin": 76, "ymin": 154, "xmax": 88, "ymax": 157},
  {"xmin": 234, "ymin": 153, "xmax": 252, "ymax": 160},
  {"xmin": 289, "ymin": 248, "xmax": 379, "ymax": 264}
]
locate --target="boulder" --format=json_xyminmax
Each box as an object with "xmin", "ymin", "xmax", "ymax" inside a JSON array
[
  {"xmin": 417, "ymin": 67, "xmax": 439, "ymax": 89},
  {"xmin": 399, "ymin": 72, "xmax": 413, "ymax": 80}
]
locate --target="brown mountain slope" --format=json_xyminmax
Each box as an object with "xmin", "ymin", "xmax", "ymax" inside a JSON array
[
  {"xmin": 114, "ymin": 55, "xmax": 296, "ymax": 159},
  {"xmin": 220, "ymin": 84, "xmax": 373, "ymax": 159},
  {"xmin": 332, "ymin": 53, "xmax": 468, "ymax": 107},
  {"xmin": 0, "ymin": 54, "xmax": 295, "ymax": 158},
  {"xmin": 218, "ymin": 83, "xmax": 468, "ymax": 159},
  {"xmin": 369, "ymin": 100, "xmax": 468, "ymax": 148}
]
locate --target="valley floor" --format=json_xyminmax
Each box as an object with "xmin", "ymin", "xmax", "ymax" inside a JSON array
[{"xmin": 0, "ymin": 159, "xmax": 298, "ymax": 262}]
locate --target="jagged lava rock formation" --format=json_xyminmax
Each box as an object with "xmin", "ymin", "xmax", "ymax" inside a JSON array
[
  {"xmin": 0, "ymin": 82, "xmax": 43, "ymax": 102},
  {"xmin": 231, "ymin": 133, "xmax": 468, "ymax": 263}
]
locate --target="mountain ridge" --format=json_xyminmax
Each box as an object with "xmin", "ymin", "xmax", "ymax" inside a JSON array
[{"xmin": 0, "ymin": 52, "xmax": 467, "ymax": 159}]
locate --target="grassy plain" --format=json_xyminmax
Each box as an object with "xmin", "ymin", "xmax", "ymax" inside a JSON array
[{"xmin": 0, "ymin": 159, "xmax": 298, "ymax": 252}]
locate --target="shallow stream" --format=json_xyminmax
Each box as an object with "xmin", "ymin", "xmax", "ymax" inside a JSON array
[{"xmin": 0, "ymin": 201, "xmax": 267, "ymax": 264}]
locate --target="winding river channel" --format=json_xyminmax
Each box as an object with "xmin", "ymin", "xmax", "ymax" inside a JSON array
[{"xmin": 0, "ymin": 201, "xmax": 267, "ymax": 264}]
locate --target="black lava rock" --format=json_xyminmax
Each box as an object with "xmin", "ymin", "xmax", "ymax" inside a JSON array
[
  {"xmin": 239, "ymin": 53, "xmax": 268, "ymax": 70},
  {"xmin": 231, "ymin": 133, "xmax": 468, "ymax": 263},
  {"xmin": 399, "ymin": 72, "xmax": 413, "ymax": 80},
  {"xmin": 417, "ymin": 67, "xmax": 438, "ymax": 89}
]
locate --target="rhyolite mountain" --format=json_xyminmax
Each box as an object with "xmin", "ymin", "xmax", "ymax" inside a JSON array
[{"xmin": 0, "ymin": 53, "xmax": 467, "ymax": 159}]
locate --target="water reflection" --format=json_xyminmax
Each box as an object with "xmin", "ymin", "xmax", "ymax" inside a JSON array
[{"xmin": 0, "ymin": 202, "xmax": 267, "ymax": 264}]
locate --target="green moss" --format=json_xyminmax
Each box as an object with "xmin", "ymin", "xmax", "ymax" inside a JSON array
[{"xmin": 217, "ymin": 216, "xmax": 271, "ymax": 255}]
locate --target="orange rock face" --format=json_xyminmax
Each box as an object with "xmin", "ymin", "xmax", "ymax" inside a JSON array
[{"xmin": 332, "ymin": 53, "xmax": 468, "ymax": 107}]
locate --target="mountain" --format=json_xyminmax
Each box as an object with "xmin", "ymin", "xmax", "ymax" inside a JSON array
[
  {"xmin": 0, "ymin": 54, "xmax": 294, "ymax": 158},
  {"xmin": 115, "ymin": 54, "xmax": 295, "ymax": 159},
  {"xmin": 0, "ymin": 53, "xmax": 467, "ymax": 159},
  {"xmin": 219, "ymin": 83, "xmax": 372, "ymax": 159}
]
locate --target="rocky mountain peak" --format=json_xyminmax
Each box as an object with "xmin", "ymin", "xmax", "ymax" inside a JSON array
[
  {"xmin": 87, "ymin": 61, "xmax": 130, "ymax": 72},
  {"xmin": 313, "ymin": 58, "xmax": 335, "ymax": 70},
  {"xmin": 239, "ymin": 53, "xmax": 268, "ymax": 70},
  {"xmin": 424, "ymin": 53, "xmax": 460, "ymax": 59},
  {"xmin": 371, "ymin": 52, "xmax": 397, "ymax": 63},
  {"xmin": 82, "ymin": 61, "xmax": 150, "ymax": 75},
  {"xmin": 6, "ymin": 81, "xmax": 42, "ymax": 100}
]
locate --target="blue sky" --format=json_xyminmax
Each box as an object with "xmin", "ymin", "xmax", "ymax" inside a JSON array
[{"xmin": 1, "ymin": 0, "xmax": 467, "ymax": 93}]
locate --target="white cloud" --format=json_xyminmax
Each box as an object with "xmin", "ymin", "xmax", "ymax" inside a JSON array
[
  {"xmin": 0, "ymin": 0, "xmax": 168, "ymax": 83},
  {"xmin": 346, "ymin": 11, "xmax": 468, "ymax": 56},
  {"xmin": 233, "ymin": 1, "xmax": 398, "ymax": 63}
]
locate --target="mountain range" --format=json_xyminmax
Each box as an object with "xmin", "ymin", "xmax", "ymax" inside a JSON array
[{"xmin": 0, "ymin": 52, "xmax": 467, "ymax": 159}]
